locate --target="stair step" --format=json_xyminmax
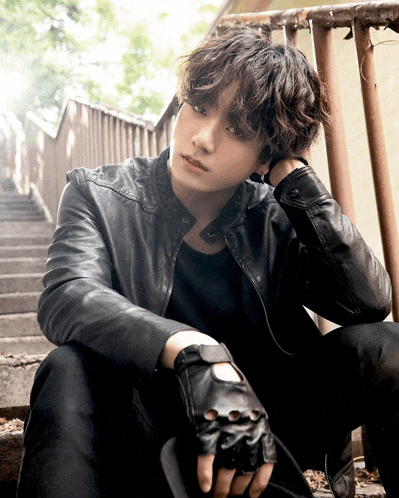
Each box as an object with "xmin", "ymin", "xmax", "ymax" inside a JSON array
[
  {"xmin": 0, "ymin": 215, "xmax": 45, "ymax": 222},
  {"xmin": 0, "ymin": 246, "xmax": 48, "ymax": 259},
  {"xmin": 0, "ymin": 313, "xmax": 41, "ymax": 337},
  {"xmin": 0, "ymin": 195, "xmax": 34, "ymax": 200},
  {"xmin": 0, "ymin": 199, "xmax": 39, "ymax": 205},
  {"xmin": 0, "ymin": 195, "xmax": 31, "ymax": 199},
  {"xmin": 0, "ymin": 432, "xmax": 24, "ymax": 483},
  {"xmin": 0, "ymin": 275, "xmax": 43, "ymax": 294},
  {"xmin": 0, "ymin": 222, "xmax": 54, "ymax": 235},
  {"xmin": 0, "ymin": 259, "xmax": 45, "ymax": 274},
  {"xmin": 0, "ymin": 197, "xmax": 37, "ymax": 202},
  {"xmin": 0, "ymin": 353, "xmax": 45, "ymax": 408},
  {"xmin": 0, "ymin": 205, "xmax": 39, "ymax": 212},
  {"xmin": 0, "ymin": 353, "xmax": 46, "ymax": 483},
  {"xmin": 0, "ymin": 236, "xmax": 51, "ymax": 247},
  {"xmin": 0, "ymin": 199, "xmax": 41, "ymax": 206},
  {"xmin": 0, "ymin": 209, "xmax": 42, "ymax": 216},
  {"xmin": 0, "ymin": 292, "xmax": 41, "ymax": 314},
  {"xmin": 0, "ymin": 335, "xmax": 54, "ymax": 355}
]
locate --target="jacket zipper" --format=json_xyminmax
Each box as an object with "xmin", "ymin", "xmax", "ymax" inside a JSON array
[
  {"xmin": 224, "ymin": 235, "xmax": 294, "ymax": 357},
  {"xmin": 160, "ymin": 231, "xmax": 188, "ymax": 317}
]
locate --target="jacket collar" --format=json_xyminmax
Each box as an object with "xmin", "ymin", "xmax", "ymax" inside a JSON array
[{"xmin": 152, "ymin": 147, "xmax": 272, "ymax": 244}]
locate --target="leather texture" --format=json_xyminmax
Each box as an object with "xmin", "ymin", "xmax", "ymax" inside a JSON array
[
  {"xmin": 161, "ymin": 435, "xmax": 314, "ymax": 498},
  {"xmin": 174, "ymin": 343, "xmax": 277, "ymax": 472},
  {"xmin": 37, "ymin": 147, "xmax": 392, "ymax": 497},
  {"xmin": 38, "ymin": 147, "xmax": 391, "ymax": 373}
]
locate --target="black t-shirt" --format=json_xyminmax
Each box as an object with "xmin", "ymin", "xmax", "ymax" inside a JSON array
[
  {"xmin": 164, "ymin": 241, "xmax": 270, "ymax": 390},
  {"xmin": 143, "ymin": 241, "xmax": 282, "ymax": 436},
  {"xmin": 165, "ymin": 241, "xmax": 249, "ymax": 343}
]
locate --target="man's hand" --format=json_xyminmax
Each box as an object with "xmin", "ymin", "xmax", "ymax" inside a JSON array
[
  {"xmin": 198, "ymin": 451, "xmax": 274, "ymax": 497},
  {"xmin": 174, "ymin": 343, "xmax": 277, "ymax": 497}
]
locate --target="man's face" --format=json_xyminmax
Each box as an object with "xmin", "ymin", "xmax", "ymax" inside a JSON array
[{"xmin": 169, "ymin": 85, "xmax": 265, "ymax": 197}]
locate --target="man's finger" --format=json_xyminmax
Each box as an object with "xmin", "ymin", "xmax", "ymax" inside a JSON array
[
  {"xmin": 197, "ymin": 454, "xmax": 215, "ymax": 493},
  {"xmin": 229, "ymin": 473, "xmax": 253, "ymax": 495},
  {"xmin": 214, "ymin": 467, "xmax": 236, "ymax": 498},
  {"xmin": 248, "ymin": 463, "xmax": 274, "ymax": 498}
]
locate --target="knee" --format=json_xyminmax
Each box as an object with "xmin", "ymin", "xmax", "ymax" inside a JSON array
[
  {"xmin": 324, "ymin": 322, "xmax": 399, "ymax": 382},
  {"xmin": 36, "ymin": 343, "xmax": 88, "ymax": 383},
  {"xmin": 30, "ymin": 344, "xmax": 97, "ymax": 410},
  {"xmin": 325, "ymin": 322, "xmax": 399, "ymax": 352}
]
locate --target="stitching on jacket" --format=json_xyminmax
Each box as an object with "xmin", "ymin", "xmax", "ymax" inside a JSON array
[{"xmin": 80, "ymin": 178, "xmax": 158, "ymax": 215}]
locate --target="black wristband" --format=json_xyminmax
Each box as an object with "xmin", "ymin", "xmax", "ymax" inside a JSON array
[{"xmin": 264, "ymin": 156, "xmax": 309, "ymax": 186}]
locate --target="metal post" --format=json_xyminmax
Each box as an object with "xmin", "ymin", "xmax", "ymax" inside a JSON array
[
  {"xmin": 131, "ymin": 126, "xmax": 136, "ymax": 157},
  {"xmin": 156, "ymin": 123, "xmax": 166, "ymax": 154},
  {"xmin": 102, "ymin": 114, "xmax": 110, "ymax": 165},
  {"xmin": 312, "ymin": 22, "xmax": 356, "ymax": 223},
  {"xmin": 284, "ymin": 26, "xmax": 298, "ymax": 45},
  {"xmin": 97, "ymin": 110, "xmax": 103, "ymax": 167},
  {"xmin": 140, "ymin": 127, "xmax": 149, "ymax": 157},
  {"xmin": 312, "ymin": 22, "xmax": 357, "ymax": 333},
  {"xmin": 109, "ymin": 116, "xmax": 115, "ymax": 164},
  {"xmin": 149, "ymin": 130, "xmax": 157, "ymax": 157},
  {"xmin": 353, "ymin": 21, "xmax": 399, "ymax": 321},
  {"xmin": 115, "ymin": 118, "xmax": 121, "ymax": 163},
  {"xmin": 88, "ymin": 108, "xmax": 95, "ymax": 169},
  {"xmin": 165, "ymin": 117, "xmax": 173, "ymax": 147}
]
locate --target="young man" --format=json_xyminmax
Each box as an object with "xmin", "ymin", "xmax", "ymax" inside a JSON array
[{"xmin": 18, "ymin": 25, "xmax": 399, "ymax": 498}]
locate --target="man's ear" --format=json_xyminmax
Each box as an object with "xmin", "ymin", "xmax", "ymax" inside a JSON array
[
  {"xmin": 254, "ymin": 162, "xmax": 269, "ymax": 176},
  {"xmin": 249, "ymin": 163, "xmax": 268, "ymax": 184}
]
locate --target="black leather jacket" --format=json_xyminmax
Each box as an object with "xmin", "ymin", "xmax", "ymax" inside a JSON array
[{"xmin": 38, "ymin": 147, "xmax": 391, "ymax": 497}]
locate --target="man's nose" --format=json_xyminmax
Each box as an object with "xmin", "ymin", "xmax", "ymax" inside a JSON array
[{"xmin": 192, "ymin": 123, "xmax": 217, "ymax": 154}]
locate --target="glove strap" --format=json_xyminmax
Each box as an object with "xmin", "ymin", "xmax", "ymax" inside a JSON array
[{"xmin": 174, "ymin": 343, "xmax": 233, "ymax": 372}]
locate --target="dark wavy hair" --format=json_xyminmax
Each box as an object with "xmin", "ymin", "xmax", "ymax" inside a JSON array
[{"xmin": 177, "ymin": 25, "xmax": 330, "ymax": 162}]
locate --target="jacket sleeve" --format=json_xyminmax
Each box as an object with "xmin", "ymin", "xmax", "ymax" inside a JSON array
[
  {"xmin": 273, "ymin": 166, "xmax": 392, "ymax": 325},
  {"xmin": 37, "ymin": 175, "xmax": 197, "ymax": 376}
]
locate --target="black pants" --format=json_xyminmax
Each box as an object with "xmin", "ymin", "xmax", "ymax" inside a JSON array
[{"xmin": 17, "ymin": 322, "xmax": 399, "ymax": 497}]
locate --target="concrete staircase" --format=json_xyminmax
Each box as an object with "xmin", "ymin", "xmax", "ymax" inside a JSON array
[
  {"xmin": 0, "ymin": 222, "xmax": 55, "ymax": 355},
  {"xmin": 0, "ymin": 194, "xmax": 46, "ymax": 222},
  {"xmin": 0, "ymin": 194, "xmax": 56, "ymax": 494}
]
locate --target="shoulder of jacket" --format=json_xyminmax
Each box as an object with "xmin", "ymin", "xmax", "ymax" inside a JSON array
[
  {"xmin": 245, "ymin": 179, "xmax": 278, "ymax": 210},
  {"xmin": 66, "ymin": 155, "xmax": 156, "ymax": 201}
]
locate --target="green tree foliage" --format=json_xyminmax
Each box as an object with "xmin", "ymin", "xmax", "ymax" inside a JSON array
[
  {"xmin": 0, "ymin": 0, "xmax": 222, "ymax": 124},
  {"xmin": 114, "ymin": 23, "xmax": 167, "ymax": 116},
  {"xmin": 0, "ymin": 0, "xmax": 116, "ymax": 123}
]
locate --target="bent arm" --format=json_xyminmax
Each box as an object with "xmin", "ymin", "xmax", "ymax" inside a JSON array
[
  {"xmin": 272, "ymin": 161, "xmax": 392, "ymax": 324},
  {"xmin": 38, "ymin": 178, "xmax": 197, "ymax": 375}
]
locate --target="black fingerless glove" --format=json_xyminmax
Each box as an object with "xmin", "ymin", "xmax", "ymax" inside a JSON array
[{"xmin": 174, "ymin": 343, "xmax": 277, "ymax": 474}]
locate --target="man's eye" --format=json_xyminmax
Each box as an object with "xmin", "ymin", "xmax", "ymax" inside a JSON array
[
  {"xmin": 227, "ymin": 125, "xmax": 244, "ymax": 137},
  {"xmin": 192, "ymin": 104, "xmax": 207, "ymax": 115}
]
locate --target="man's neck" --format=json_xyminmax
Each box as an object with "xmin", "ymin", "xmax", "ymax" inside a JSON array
[{"xmin": 175, "ymin": 186, "xmax": 235, "ymax": 224}]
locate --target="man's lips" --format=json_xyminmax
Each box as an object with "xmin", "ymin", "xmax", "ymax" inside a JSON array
[{"xmin": 182, "ymin": 155, "xmax": 209, "ymax": 171}]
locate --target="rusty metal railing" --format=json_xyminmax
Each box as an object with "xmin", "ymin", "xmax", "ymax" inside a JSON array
[{"xmin": 219, "ymin": 0, "xmax": 399, "ymax": 323}]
